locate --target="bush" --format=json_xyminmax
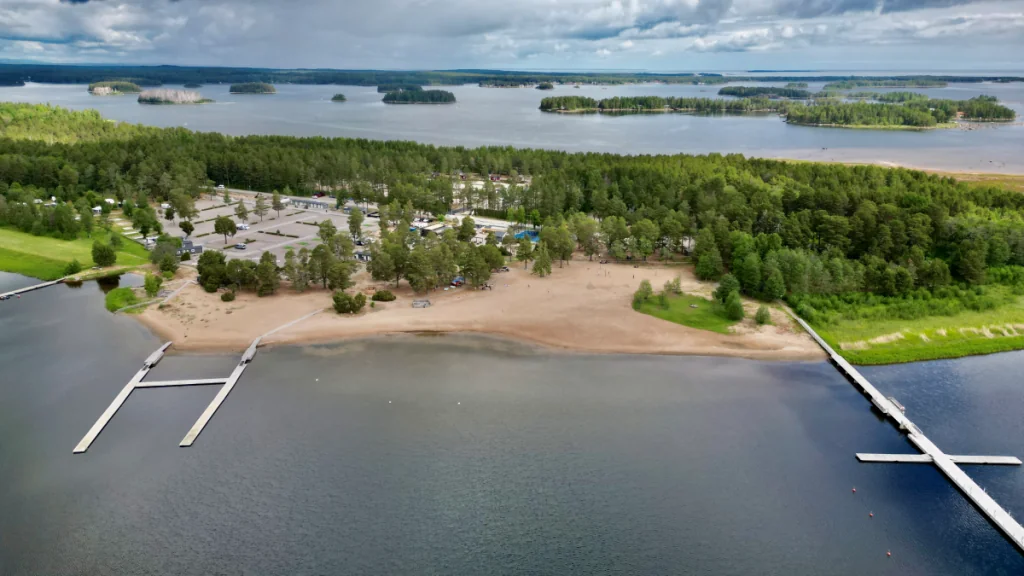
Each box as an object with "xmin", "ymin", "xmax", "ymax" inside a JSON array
[
  {"xmin": 180, "ymin": 251, "xmax": 191, "ymax": 261},
  {"xmin": 63, "ymin": 259, "xmax": 82, "ymax": 276},
  {"xmin": 91, "ymin": 241, "xmax": 117, "ymax": 267},
  {"xmin": 144, "ymin": 273, "xmax": 163, "ymax": 298},
  {"xmin": 725, "ymin": 290, "xmax": 745, "ymax": 321},
  {"xmin": 714, "ymin": 274, "xmax": 740, "ymax": 303},
  {"xmin": 755, "ymin": 306, "xmax": 771, "ymax": 325},
  {"xmin": 202, "ymin": 280, "xmax": 220, "ymax": 293},
  {"xmin": 333, "ymin": 291, "xmax": 366, "ymax": 314},
  {"xmin": 159, "ymin": 253, "xmax": 179, "ymax": 273},
  {"xmin": 664, "ymin": 276, "xmax": 682, "ymax": 295},
  {"xmin": 657, "ymin": 291, "xmax": 669, "ymax": 309},
  {"xmin": 221, "ymin": 291, "xmax": 236, "ymax": 302},
  {"xmin": 372, "ymin": 289, "xmax": 396, "ymax": 302}
]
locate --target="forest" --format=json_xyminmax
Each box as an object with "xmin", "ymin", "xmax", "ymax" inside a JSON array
[
  {"xmin": 539, "ymin": 96, "xmax": 788, "ymax": 113},
  {"xmin": 230, "ymin": 82, "xmax": 276, "ymax": 94},
  {"xmin": 2, "ymin": 63, "xmax": 1022, "ymax": 89},
  {"xmin": 717, "ymin": 86, "xmax": 811, "ymax": 99},
  {"xmin": 382, "ymin": 90, "xmax": 456, "ymax": 104},
  {"xmin": 87, "ymin": 81, "xmax": 142, "ymax": 94},
  {"xmin": 2, "ymin": 102, "xmax": 1024, "ymax": 329}
]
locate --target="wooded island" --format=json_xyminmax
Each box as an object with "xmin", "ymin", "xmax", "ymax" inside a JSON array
[
  {"xmin": 138, "ymin": 89, "xmax": 213, "ymax": 104},
  {"xmin": 382, "ymin": 89, "xmax": 456, "ymax": 104},
  {"xmin": 331, "ymin": 94, "xmax": 347, "ymax": 102},
  {"xmin": 229, "ymin": 82, "xmax": 276, "ymax": 94},
  {"xmin": 88, "ymin": 81, "xmax": 142, "ymax": 95}
]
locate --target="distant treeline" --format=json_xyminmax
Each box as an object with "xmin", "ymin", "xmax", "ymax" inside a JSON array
[
  {"xmin": 376, "ymin": 84, "xmax": 422, "ymax": 93},
  {"xmin": 3, "ymin": 63, "xmax": 1023, "ymax": 88},
  {"xmin": 784, "ymin": 82, "xmax": 808, "ymax": 89},
  {"xmin": 718, "ymin": 86, "xmax": 811, "ymax": 99},
  {"xmin": 540, "ymin": 96, "xmax": 787, "ymax": 113},
  {"xmin": 479, "ymin": 80, "xmax": 531, "ymax": 87},
  {"xmin": 823, "ymin": 79, "xmax": 948, "ymax": 90},
  {"xmin": 382, "ymin": 89, "xmax": 456, "ymax": 104},
  {"xmin": 230, "ymin": 82, "xmax": 276, "ymax": 94}
]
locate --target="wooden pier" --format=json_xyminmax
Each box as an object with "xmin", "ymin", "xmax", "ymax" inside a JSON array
[
  {"xmin": 792, "ymin": 314, "xmax": 1024, "ymax": 554},
  {"xmin": 73, "ymin": 339, "xmax": 258, "ymax": 453},
  {"xmin": 0, "ymin": 279, "xmax": 63, "ymax": 300}
]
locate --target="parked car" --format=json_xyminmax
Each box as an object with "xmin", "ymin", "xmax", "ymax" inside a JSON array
[
  {"xmin": 451, "ymin": 276, "xmax": 465, "ymax": 287},
  {"xmin": 216, "ymin": 184, "xmax": 225, "ymax": 190},
  {"xmin": 234, "ymin": 243, "xmax": 247, "ymax": 250},
  {"xmin": 238, "ymin": 223, "xmax": 250, "ymax": 230},
  {"xmin": 367, "ymin": 212, "xmax": 380, "ymax": 218},
  {"xmin": 499, "ymin": 266, "xmax": 510, "ymax": 272}
]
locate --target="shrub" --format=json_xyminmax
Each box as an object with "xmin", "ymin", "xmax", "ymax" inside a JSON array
[
  {"xmin": 333, "ymin": 291, "xmax": 366, "ymax": 314},
  {"xmin": 755, "ymin": 306, "xmax": 771, "ymax": 325},
  {"xmin": 91, "ymin": 241, "xmax": 116, "ymax": 267},
  {"xmin": 180, "ymin": 251, "xmax": 191, "ymax": 261},
  {"xmin": 63, "ymin": 259, "xmax": 82, "ymax": 276},
  {"xmin": 221, "ymin": 291, "xmax": 236, "ymax": 302},
  {"xmin": 159, "ymin": 253, "xmax": 179, "ymax": 273},
  {"xmin": 714, "ymin": 274, "xmax": 740, "ymax": 303},
  {"xmin": 203, "ymin": 280, "xmax": 220, "ymax": 293},
  {"xmin": 725, "ymin": 290, "xmax": 745, "ymax": 321},
  {"xmin": 144, "ymin": 273, "xmax": 163, "ymax": 298},
  {"xmin": 372, "ymin": 289, "xmax": 396, "ymax": 302},
  {"xmin": 664, "ymin": 276, "xmax": 682, "ymax": 295},
  {"xmin": 657, "ymin": 291, "xmax": 669, "ymax": 309}
]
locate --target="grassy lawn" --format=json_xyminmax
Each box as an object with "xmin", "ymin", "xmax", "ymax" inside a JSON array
[
  {"xmin": 637, "ymin": 293, "xmax": 739, "ymax": 335},
  {"xmin": 104, "ymin": 287, "xmax": 139, "ymax": 312},
  {"xmin": 0, "ymin": 227, "xmax": 150, "ymax": 280},
  {"xmin": 813, "ymin": 294, "xmax": 1024, "ymax": 365}
]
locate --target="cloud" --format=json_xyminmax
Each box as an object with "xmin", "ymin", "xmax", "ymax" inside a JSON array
[{"xmin": 0, "ymin": 0, "xmax": 1021, "ymax": 68}]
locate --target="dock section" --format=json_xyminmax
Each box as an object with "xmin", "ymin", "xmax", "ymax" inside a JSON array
[
  {"xmin": 792, "ymin": 314, "xmax": 1024, "ymax": 554},
  {"xmin": 0, "ymin": 279, "xmax": 63, "ymax": 300},
  {"xmin": 857, "ymin": 453, "xmax": 1022, "ymax": 465}
]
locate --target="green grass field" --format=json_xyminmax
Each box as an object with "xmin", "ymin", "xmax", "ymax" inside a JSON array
[
  {"xmin": 104, "ymin": 287, "xmax": 139, "ymax": 312},
  {"xmin": 637, "ymin": 293, "xmax": 739, "ymax": 334},
  {"xmin": 0, "ymin": 227, "xmax": 150, "ymax": 280},
  {"xmin": 813, "ymin": 294, "xmax": 1024, "ymax": 364}
]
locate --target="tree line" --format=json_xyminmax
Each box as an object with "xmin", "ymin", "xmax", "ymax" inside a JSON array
[
  {"xmin": 539, "ymin": 96, "xmax": 788, "ymax": 113},
  {"xmin": 3, "ymin": 102, "xmax": 1024, "ymax": 319},
  {"xmin": 718, "ymin": 86, "xmax": 811, "ymax": 99},
  {"xmin": 5, "ymin": 63, "xmax": 1023, "ymax": 89}
]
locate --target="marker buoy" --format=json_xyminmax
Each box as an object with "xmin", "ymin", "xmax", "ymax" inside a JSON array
[
  {"xmin": 886, "ymin": 551, "xmax": 891, "ymax": 557},
  {"xmin": 852, "ymin": 488, "xmax": 857, "ymax": 493},
  {"xmin": 869, "ymin": 512, "xmax": 874, "ymax": 518}
]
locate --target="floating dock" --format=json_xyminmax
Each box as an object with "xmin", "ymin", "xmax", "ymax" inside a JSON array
[
  {"xmin": 0, "ymin": 279, "xmax": 63, "ymax": 300},
  {"xmin": 857, "ymin": 453, "xmax": 1022, "ymax": 465},
  {"xmin": 73, "ymin": 339, "xmax": 258, "ymax": 453},
  {"xmin": 792, "ymin": 314, "xmax": 1024, "ymax": 554}
]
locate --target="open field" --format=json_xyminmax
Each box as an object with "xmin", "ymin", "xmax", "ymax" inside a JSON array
[
  {"xmin": 814, "ymin": 294, "xmax": 1024, "ymax": 364},
  {"xmin": 0, "ymin": 227, "xmax": 150, "ymax": 280},
  {"xmin": 927, "ymin": 171, "xmax": 1024, "ymax": 193}
]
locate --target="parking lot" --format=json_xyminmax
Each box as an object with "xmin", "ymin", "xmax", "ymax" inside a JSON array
[{"xmin": 165, "ymin": 193, "xmax": 380, "ymax": 264}]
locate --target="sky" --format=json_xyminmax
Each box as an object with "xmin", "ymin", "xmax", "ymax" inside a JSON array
[{"xmin": 0, "ymin": 0, "xmax": 1022, "ymax": 71}]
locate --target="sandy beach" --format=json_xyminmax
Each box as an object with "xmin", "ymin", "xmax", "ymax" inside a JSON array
[{"xmin": 137, "ymin": 259, "xmax": 824, "ymax": 361}]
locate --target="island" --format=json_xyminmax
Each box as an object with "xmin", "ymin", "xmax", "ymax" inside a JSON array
[
  {"xmin": 823, "ymin": 79, "xmax": 947, "ymax": 90},
  {"xmin": 480, "ymin": 80, "xmax": 530, "ymax": 88},
  {"xmin": 331, "ymin": 93, "xmax": 347, "ymax": 102},
  {"xmin": 785, "ymin": 95, "xmax": 1016, "ymax": 128},
  {"xmin": 138, "ymin": 89, "xmax": 213, "ymax": 105},
  {"xmin": 183, "ymin": 83, "xmax": 203, "ymax": 88},
  {"xmin": 536, "ymin": 82, "xmax": 554, "ymax": 90},
  {"xmin": 88, "ymin": 81, "xmax": 142, "ymax": 95},
  {"xmin": 539, "ymin": 95, "xmax": 787, "ymax": 114},
  {"xmin": 718, "ymin": 86, "xmax": 810, "ymax": 99},
  {"xmin": 382, "ymin": 89, "xmax": 456, "ymax": 104},
  {"xmin": 229, "ymin": 82, "xmax": 276, "ymax": 94},
  {"xmin": 376, "ymin": 84, "xmax": 422, "ymax": 93}
]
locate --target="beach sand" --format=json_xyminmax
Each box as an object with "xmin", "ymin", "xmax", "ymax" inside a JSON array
[{"xmin": 137, "ymin": 258, "xmax": 824, "ymax": 361}]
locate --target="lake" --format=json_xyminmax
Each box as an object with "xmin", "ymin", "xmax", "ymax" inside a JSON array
[
  {"xmin": 1, "ymin": 270, "xmax": 1022, "ymax": 575},
  {"xmin": 2, "ymin": 80, "xmax": 1024, "ymax": 173}
]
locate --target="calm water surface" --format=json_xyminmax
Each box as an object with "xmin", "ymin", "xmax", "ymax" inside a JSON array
[
  {"xmin": 2, "ymin": 80, "xmax": 1023, "ymax": 172},
  {"xmin": 1, "ymin": 270, "xmax": 1022, "ymax": 574}
]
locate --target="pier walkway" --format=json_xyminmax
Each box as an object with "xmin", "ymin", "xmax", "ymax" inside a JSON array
[
  {"xmin": 792, "ymin": 314, "xmax": 1024, "ymax": 554},
  {"xmin": 0, "ymin": 279, "xmax": 63, "ymax": 299}
]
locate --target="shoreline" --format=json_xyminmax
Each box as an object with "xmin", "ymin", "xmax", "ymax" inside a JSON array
[{"xmin": 135, "ymin": 262, "xmax": 826, "ymax": 362}]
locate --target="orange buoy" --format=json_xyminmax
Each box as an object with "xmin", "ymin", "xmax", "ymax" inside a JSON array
[{"xmin": 869, "ymin": 512, "xmax": 874, "ymax": 518}]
